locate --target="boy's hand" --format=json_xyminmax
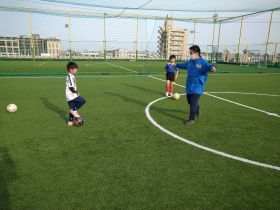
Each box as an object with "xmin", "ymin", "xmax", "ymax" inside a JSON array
[
  {"xmin": 211, "ymin": 66, "xmax": 216, "ymax": 72},
  {"xmin": 175, "ymin": 75, "xmax": 178, "ymax": 80}
]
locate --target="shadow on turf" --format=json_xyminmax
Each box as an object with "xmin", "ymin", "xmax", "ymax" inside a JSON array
[
  {"xmin": 121, "ymin": 82, "xmax": 163, "ymax": 95},
  {"xmin": 0, "ymin": 147, "xmax": 17, "ymax": 210},
  {"xmin": 40, "ymin": 97, "xmax": 66, "ymax": 122},
  {"xmin": 105, "ymin": 92, "xmax": 186, "ymax": 122}
]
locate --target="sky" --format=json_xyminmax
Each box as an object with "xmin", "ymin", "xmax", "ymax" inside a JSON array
[{"xmin": 0, "ymin": 0, "xmax": 279, "ymax": 53}]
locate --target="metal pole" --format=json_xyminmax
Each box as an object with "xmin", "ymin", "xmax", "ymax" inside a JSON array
[
  {"xmin": 29, "ymin": 13, "xmax": 34, "ymax": 60},
  {"xmin": 273, "ymin": 42, "xmax": 278, "ymax": 64},
  {"xmin": 211, "ymin": 21, "xmax": 216, "ymax": 62},
  {"xmin": 192, "ymin": 21, "xmax": 196, "ymax": 45},
  {"xmin": 237, "ymin": 16, "xmax": 243, "ymax": 63},
  {"xmin": 135, "ymin": 16, "xmax": 139, "ymax": 61},
  {"xmin": 265, "ymin": 10, "xmax": 274, "ymax": 63},
  {"xmin": 67, "ymin": 16, "xmax": 72, "ymax": 60},
  {"xmin": 103, "ymin": 13, "xmax": 107, "ymax": 61},
  {"xmin": 216, "ymin": 20, "xmax": 222, "ymax": 63},
  {"xmin": 164, "ymin": 16, "xmax": 168, "ymax": 61}
]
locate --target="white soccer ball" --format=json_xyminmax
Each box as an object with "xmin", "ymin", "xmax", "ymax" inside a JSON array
[
  {"xmin": 7, "ymin": 104, "xmax": 17, "ymax": 113},
  {"xmin": 173, "ymin": 93, "xmax": 181, "ymax": 100}
]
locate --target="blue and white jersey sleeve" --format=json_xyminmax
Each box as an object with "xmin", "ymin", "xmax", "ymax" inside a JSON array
[
  {"xmin": 176, "ymin": 62, "xmax": 188, "ymax": 70},
  {"xmin": 65, "ymin": 73, "xmax": 78, "ymax": 101},
  {"xmin": 203, "ymin": 60, "xmax": 215, "ymax": 73}
]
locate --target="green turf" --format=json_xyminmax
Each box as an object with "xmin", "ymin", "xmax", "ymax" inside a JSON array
[{"xmin": 1, "ymin": 60, "xmax": 280, "ymax": 209}]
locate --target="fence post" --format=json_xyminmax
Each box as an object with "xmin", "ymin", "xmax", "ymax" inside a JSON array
[
  {"xmin": 29, "ymin": 13, "xmax": 35, "ymax": 60},
  {"xmin": 135, "ymin": 16, "xmax": 139, "ymax": 61},
  {"xmin": 67, "ymin": 16, "xmax": 72, "ymax": 60},
  {"xmin": 237, "ymin": 16, "xmax": 243, "ymax": 63},
  {"xmin": 164, "ymin": 15, "xmax": 168, "ymax": 61},
  {"xmin": 273, "ymin": 42, "xmax": 278, "ymax": 64},
  {"xmin": 216, "ymin": 20, "xmax": 222, "ymax": 63},
  {"xmin": 211, "ymin": 14, "xmax": 218, "ymax": 62},
  {"xmin": 103, "ymin": 13, "xmax": 107, "ymax": 61},
  {"xmin": 192, "ymin": 21, "xmax": 196, "ymax": 45},
  {"xmin": 265, "ymin": 10, "xmax": 274, "ymax": 63}
]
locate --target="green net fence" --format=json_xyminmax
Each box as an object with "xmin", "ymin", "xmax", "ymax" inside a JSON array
[{"xmin": 0, "ymin": 0, "xmax": 280, "ymax": 76}]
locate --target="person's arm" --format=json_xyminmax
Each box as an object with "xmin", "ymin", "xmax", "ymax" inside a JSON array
[
  {"xmin": 176, "ymin": 62, "xmax": 187, "ymax": 69},
  {"xmin": 175, "ymin": 68, "xmax": 179, "ymax": 80},
  {"xmin": 68, "ymin": 75, "xmax": 78, "ymax": 94},
  {"xmin": 204, "ymin": 61, "xmax": 216, "ymax": 72},
  {"xmin": 69, "ymin": 87, "xmax": 78, "ymax": 94}
]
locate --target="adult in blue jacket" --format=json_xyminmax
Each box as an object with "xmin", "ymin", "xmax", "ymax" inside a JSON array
[{"xmin": 176, "ymin": 45, "xmax": 216, "ymax": 125}]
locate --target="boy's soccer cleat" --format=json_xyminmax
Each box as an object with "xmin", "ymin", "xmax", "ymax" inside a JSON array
[
  {"xmin": 184, "ymin": 120, "xmax": 195, "ymax": 126},
  {"xmin": 166, "ymin": 92, "xmax": 169, "ymax": 97},
  {"xmin": 169, "ymin": 93, "xmax": 173, "ymax": 97},
  {"xmin": 73, "ymin": 116, "xmax": 85, "ymax": 127}
]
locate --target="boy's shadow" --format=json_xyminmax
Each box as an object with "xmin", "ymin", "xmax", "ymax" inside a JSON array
[
  {"xmin": 0, "ymin": 147, "xmax": 17, "ymax": 210},
  {"xmin": 105, "ymin": 92, "xmax": 186, "ymax": 121},
  {"xmin": 121, "ymin": 83, "xmax": 163, "ymax": 95},
  {"xmin": 40, "ymin": 97, "xmax": 66, "ymax": 122}
]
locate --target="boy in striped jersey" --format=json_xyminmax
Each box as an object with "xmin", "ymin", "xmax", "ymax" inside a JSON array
[{"xmin": 66, "ymin": 62, "xmax": 86, "ymax": 126}]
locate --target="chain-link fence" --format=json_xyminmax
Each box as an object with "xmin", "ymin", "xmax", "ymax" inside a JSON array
[{"xmin": 0, "ymin": 6, "xmax": 279, "ymax": 68}]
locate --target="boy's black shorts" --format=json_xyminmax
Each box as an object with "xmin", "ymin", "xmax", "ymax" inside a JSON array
[
  {"xmin": 166, "ymin": 72, "xmax": 175, "ymax": 81},
  {"xmin": 68, "ymin": 96, "xmax": 86, "ymax": 111}
]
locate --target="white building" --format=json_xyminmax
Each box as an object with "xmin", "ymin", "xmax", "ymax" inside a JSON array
[
  {"xmin": 0, "ymin": 36, "xmax": 20, "ymax": 57},
  {"xmin": 79, "ymin": 51, "xmax": 100, "ymax": 59},
  {"xmin": 158, "ymin": 18, "xmax": 188, "ymax": 60},
  {"xmin": 47, "ymin": 38, "xmax": 61, "ymax": 58},
  {"xmin": 112, "ymin": 49, "xmax": 128, "ymax": 59}
]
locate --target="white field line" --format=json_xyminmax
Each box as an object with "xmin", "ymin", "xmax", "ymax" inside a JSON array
[
  {"xmin": 145, "ymin": 95, "xmax": 280, "ymax": 171},
  {"xmin": 209, "ymin": 73, "xmax": 280, "ymax": 76},
  {"xmin": 206, "ymin": 92, "xmax": 280, "ymax": 97},
  {"xmin": 103, "ymin": 61, "xmax": 138, "ymax": 73},
  {"xmin": 204, "ymin": 93, "xmax": 280, "ymax": 117},
  {"xmin": 0, "ymin": 75, "xmax": 152, "ymax": 79},
  {"xmin": 148, "ymin": 76, "xmax": 280, "ymax": 118},
  {"xmin": 151, "ymin": 73, "xmax": 280, "ymax": 77},
  {"xmin": 36, "ymin": 61, "xmax": 47, "ymax": 67}
]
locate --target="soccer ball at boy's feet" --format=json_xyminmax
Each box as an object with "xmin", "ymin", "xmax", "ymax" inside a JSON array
[
  {"xmin": 73, "ymin": 116, "xmax": 85, "ymax": 127},
  {"xmin": 7, "ymin": 104, "xmax": 17, "ymax": 113},
  {"xmin": 173, "ymin": 93, "xmax": 180, "ymax": 100}
]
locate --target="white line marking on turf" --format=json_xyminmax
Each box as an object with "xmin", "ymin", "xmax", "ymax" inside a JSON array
[
  {"xmin": 145, "ymin": 95, "xmax": 280, "ymax": 171},
  {"xmin": 204, "ymin": 93, "xmax": 280, "ymax": 118},
  {"xmin": 36, "ymin": 61, "xmax": 47, "ymax": 66},
  {"xmin": 0, "ymin": 75, "xmax": 149, "ymax": 79},
  {"xmin": 206, "ymin": 92, "xmax": 280, "ymax": 97},
  {"xmin": 209, "ymin": 73, "xmax": 280, "ymax": 76},
  {"xmin": 148, "ymin": 76, "xmax": 280, "ymax": 118},
  {"xmin": 103, "ymin": 61, "xmax": 138, "ymax": 73}
]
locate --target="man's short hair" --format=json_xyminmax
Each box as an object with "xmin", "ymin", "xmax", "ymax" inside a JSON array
[
  {"xmin": 169, "ymin": 55, "xmax": 176, "ymax": 60},
  {"xmin": 67, "ymin": 61, "xmax": 78, "ymax": 71},
  {"xmin": 189, "ymin": 45, "xmax": 201, "ymax": 55}
]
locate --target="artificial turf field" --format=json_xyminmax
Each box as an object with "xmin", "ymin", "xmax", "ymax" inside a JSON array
[{"xmin": 1, "ymin": 60, "xmax": 280, "ymax": 209}]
